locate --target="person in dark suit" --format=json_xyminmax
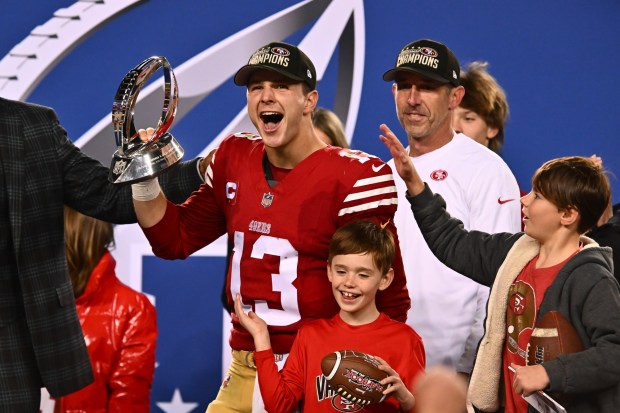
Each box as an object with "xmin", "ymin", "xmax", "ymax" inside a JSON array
[
  {"xmin": 588, "ymin": 203, "xmax": 620, "ymax": 283},
  {"xmin": 0, "ymin": 97, "xmax": 205, "ymax": 412}
]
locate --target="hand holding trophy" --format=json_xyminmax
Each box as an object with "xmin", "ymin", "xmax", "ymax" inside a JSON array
[{"xmin": 109, "ymin": 56, "xmax": 184, "ymax": 184}]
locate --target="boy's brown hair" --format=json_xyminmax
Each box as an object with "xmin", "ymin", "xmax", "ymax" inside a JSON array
[
  {"xmin": 532, "ymin": 156, "xmax": 611, "ymax": 234},
  {"xmin": 328, "ymin": 220, "xmax": 394, "ymax": 275},
  {"xmin": 459, "ymin": 61, "xmax": 509, "ymax": 154}
]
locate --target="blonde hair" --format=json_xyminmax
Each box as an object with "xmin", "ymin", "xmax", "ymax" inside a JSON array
[
  {"xmin": 312, "ymin": 107, "xmax": 349, "ymax": 148},
  {"xmin": 64, "ymin": 206, "xmax": 114, "ymax": 297},
  {"xmin": 459, "ymin": 61, "xmax": 509, "ymax": 154}
]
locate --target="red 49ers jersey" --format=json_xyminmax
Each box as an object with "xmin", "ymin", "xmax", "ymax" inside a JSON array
[{"xmin": 144, "ymin": 133, "xmax": 410, "ymax": 353}]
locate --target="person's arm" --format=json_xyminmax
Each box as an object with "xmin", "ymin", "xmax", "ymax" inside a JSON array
[
  {"xmin": 374, "ymin": 356, "xmax": 416, "ymax": 412},
  {"xmin": 253, "ymin": 348, "xmax": 304, "ymax": 413},
  {"xmin": 107, "ymin": 293, "xmax": 158, "ymax": 412},
  {"xmin": 235, "ymin": 295, "xmax": 303, "ymax": 413},
  {"xmin": 135, "ymin": 146, "xmax": 225, "ymax": 260},
  {"xmin": 131, "ymin": 130, "xmax": 213, "ymax": 229},
  {"xmin": 379, "ymin": 123, "xmax": 517, "ymax": 286},
  {"xmin": 57, "ymin": 119, "xmax": 204, "ymax": 224},
  {"xmin": 131, "ymin": 180, "xmax": 169, "ymax": 228},
  {"xmin": 510, "ymin": 363, "xmax": 549, "ymax": 397},
  {"xmin": 234, "ymin": 294, "xmax": 270, "ymax": 351},
  {"xmin": 379, "ymin": 124, "xmax": 424, "ymax": 196},
  {"xmin": 543, "ymin": 275, "xmax": 620, "ymax": 394}
]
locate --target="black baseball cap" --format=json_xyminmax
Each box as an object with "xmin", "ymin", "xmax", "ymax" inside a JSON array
[
  {"xmin": 234, "ymin": 41, "xmax": 317, "ymax": 90},
  {"xmin": 383, "ymin": 39, "xmax": 460, "ymax": 86}
]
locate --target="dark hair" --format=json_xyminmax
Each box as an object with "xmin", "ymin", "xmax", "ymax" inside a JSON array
[
  {"xmin": 532, "ymin": 156, "xmax": 611, "ymax": 234},
  {"xmin": 328, "ymin": 220, "xmax": 394, "ymax": 275},
  {"xmin": 312, "ymin": 107, "xmax": 349, "ymax": 148},
  {"xmin": 459, "ymin": 61, "xmax": 509, "ymax": 154},
  {"xmin": 64, "ymin": 206, "xmax": 114, "ymax": 297}
]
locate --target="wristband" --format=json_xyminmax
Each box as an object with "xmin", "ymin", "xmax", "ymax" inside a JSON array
[{"xmin": 131, "ymin": 178, "xmax": 161, "ymax": 201}]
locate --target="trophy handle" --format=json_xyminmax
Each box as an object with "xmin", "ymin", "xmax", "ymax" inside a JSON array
[{"xmin": 109, "ymin": 56, "xmax": 184, "ymax": 184}]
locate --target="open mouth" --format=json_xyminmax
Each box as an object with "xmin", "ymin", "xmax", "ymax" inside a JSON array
[
  {"xmin": 260, "ymin": 111, "xmax": 283, "ymax": 131},
  {"xmin": 340, "ymin": 291, "xmax": 360, "ymax": 299}
]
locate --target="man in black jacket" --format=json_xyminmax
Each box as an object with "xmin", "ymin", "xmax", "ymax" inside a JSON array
[{"xmin": 0, "ymin": 97, "xmax": 205, "ymax": 412}]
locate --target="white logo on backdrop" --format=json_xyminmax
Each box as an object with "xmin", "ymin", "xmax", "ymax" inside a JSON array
[
  {"xmin": 2, "ymin": 0, "xmax": 367, "ymax": 403},
  {"xmin": 0, "ymin": 0, "xmax": 145, "ymax": 100}
]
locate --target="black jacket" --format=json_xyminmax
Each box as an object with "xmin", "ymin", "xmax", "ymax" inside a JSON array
[{"xmin": 0, "ymin": 97, "xmax": 202, "ymax": 398}]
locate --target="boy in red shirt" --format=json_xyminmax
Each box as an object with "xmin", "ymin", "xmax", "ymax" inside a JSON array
[
  {"xmin": 380, "ymin": 123, "xmax": 620, "ymax": 413},
  {"xmin": 235, "ymin": 220, "xmax": 425, "ymax": 412}
]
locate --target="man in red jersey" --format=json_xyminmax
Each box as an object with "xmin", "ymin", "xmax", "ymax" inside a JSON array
[{"xmin": 130, "ymin": 41, "xmax": 410, "ymax": 413}]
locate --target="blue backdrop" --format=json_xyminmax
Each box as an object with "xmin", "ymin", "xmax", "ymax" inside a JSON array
[{"xmin": 2, "ymin": 1, "xmax": 619, "ymax": 412}]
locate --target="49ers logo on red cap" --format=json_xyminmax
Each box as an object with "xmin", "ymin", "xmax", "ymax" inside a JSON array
[{"xmin": 430, "ymin": 169, "xmax": 448, "ymax": 181}]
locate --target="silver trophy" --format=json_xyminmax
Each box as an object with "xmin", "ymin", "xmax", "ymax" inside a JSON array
[{"xmin": 108, "ymin": 56, "xmax": 184, "ymax": 184}]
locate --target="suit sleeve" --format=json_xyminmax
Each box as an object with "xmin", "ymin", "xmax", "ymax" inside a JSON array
[
  {"xmin": 43, "ymin": 106, "xmax": 202, "ymax": 224},
  {"xmin": 141, "ymin": 150, "xmax": 228, "ymax": 260},
  {"xmin": 107, "ymin": 293, "xmax": 157, "ymax": 413}
]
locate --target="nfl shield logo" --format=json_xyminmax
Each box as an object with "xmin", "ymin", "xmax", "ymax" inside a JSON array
[
  {"xmin": 112, "ymin": 159, "xmax": 127, "ymax": 175},
  {"xmin": 261, "ymin": 192, "xmax": 274, "ymax": 208}
]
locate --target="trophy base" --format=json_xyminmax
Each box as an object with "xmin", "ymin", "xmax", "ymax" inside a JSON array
[{"xmin": 108, "ymin": 133, "xmax": 184, "ymax": 184}]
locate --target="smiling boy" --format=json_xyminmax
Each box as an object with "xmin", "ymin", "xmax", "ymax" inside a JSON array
[
  {"xmin": 130, "ymin": 42, "xmax": 410, "ymax": 412},
  {"xmin": 235, "ymin": 220, "xmax": 425, "ymax": 412},
  {"xmin": 381, "ymin": 124, "xmax": 620, "ymax": 413}
]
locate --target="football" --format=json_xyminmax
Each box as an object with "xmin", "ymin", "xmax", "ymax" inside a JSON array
[
  {"xmin": 526, "ymin": 311, "xmax": 583, "ymax": 366},
  {"xmin": 321, "ymin": 349, "xmax": 390, "ymax": 405}
]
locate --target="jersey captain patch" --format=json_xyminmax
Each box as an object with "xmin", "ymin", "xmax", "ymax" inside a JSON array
[{"xmin": 226, "ymin": 181, "xmax": 238, "ymax": 204}]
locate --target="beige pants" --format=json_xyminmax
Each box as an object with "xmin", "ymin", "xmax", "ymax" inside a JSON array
[{"xmin": 206, "ymin": 349, "xmax": 288, "ymax": 413}]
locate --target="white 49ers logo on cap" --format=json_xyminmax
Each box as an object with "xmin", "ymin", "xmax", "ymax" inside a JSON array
[{"xmin": 430, "ymin": 169, "xmax": 448, "ymax": 181}]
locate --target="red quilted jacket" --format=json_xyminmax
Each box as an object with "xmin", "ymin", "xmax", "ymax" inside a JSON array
[{"xmin": 54, "ymin": 252, "xmax": 157, "ymax": 413}]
